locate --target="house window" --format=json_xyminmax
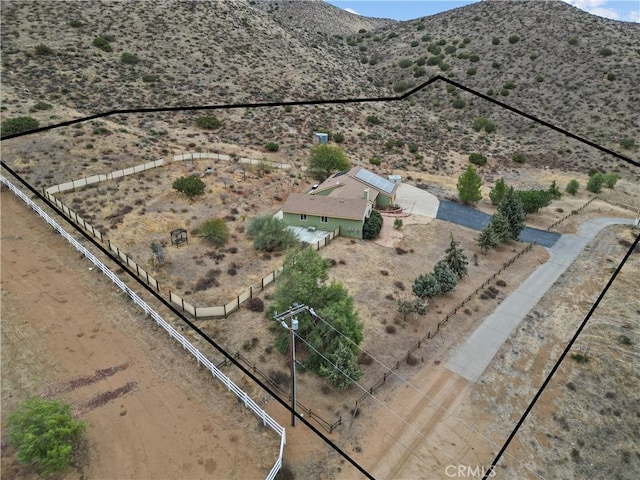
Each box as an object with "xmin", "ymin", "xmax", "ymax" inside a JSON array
[
  {"xmin": 300, "ymin": 214, "xmax": 307, "ymax": 221},
  {"xmin": 321, "ymin": 216, "xmax": 328, "ymax": 223}
]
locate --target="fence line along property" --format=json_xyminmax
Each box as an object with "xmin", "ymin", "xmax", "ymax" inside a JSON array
[
  {"xmin": 353, "ymin": 241, "xmax": 536, "ymax": 413},
  {"xmin": 2, "ymin": 175, "xmax": 286, "ymax": 480},
  {"xmin": 42, "ymin": 151, "xmax": 339, "ymax": 318}
]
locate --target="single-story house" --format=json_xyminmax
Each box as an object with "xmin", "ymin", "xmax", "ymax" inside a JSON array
[{"xmin": 281, "ymin": 167, "xmax": 400, "ymax": 239}]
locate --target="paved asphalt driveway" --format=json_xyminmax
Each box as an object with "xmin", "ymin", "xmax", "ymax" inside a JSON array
[
  {"xmin": 446, "ymin": 217, "xmax": 636, "ymax": 382},
  {"xmin": 436, "ymin": 200, "xmax": 561, "ymax": 247}
]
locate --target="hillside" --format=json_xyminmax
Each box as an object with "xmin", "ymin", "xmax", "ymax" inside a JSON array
[{"xmin": 1, "ymin": 0, "xmax": 638, "ymax": 183}]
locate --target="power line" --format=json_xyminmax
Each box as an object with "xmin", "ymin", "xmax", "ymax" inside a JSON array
[
  {"xmin": 294, "ymin": 331, "xmax": 469, "ymax": 478},
  {"xmin": 0, "ymin": 163, "xmax": 375, "ymax": 480},
  {"xmin": 308, "ymin": 308, "xmax": 543, "ymax": 479}
]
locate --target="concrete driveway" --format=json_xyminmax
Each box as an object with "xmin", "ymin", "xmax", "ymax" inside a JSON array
[
  {"xmin": 395, "ymin": 183, "xmax": 439, "ymax": 217},
  {"xmin": 445, "ymin": 217, "xmax": 636, "ymax": 382},
  {"xmin": 436, "ymin": 200, "xmax": 561, "ymax": 247}
]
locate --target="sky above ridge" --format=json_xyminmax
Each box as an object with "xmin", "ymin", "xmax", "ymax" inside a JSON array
[{"xmin": 325, "ymin": 0, "xmax": 640, "ymax": 23}]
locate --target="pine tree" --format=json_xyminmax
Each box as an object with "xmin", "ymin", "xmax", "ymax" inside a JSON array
[
  {"xmin": 456, "ymin": 165, "xmax": 483, "ymax": 205},
  {"xmin": 412, "ymin": 273, "xmax": 441, "ymax": 298},
  {"xmin": 489, "ymin": 178, "xmax": 509, "ymax": 206},
  {"xmin": 477, "ymin": 224, "xmax": 499, "ymax": 254},
  {"xmin": 444, "ymin": 233, "xmax": 468, "ymax": 278},
  {"xmin": 499, "ymin": 187, "xmax": 526, "ymax": 240},
  {"xmin": 433, "ymin": 260, "xmax": 457, "ymax": 293},
  {"xmin": 489, "ymin": 211, "xmax": 511, "ymax": 243}
]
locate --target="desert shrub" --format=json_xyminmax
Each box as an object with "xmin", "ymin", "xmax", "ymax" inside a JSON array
[
  {"xmin": 380, "ymin": 269, "xmax": 389, "ymax": 276},
  {"xmin": 172, "ymin": 175, "xmax": 205, "ymax": 199},
  {"xmin": 413, "ymin": 66, "xmax": 426, "ymax": 77},
  {"xmin": 366, "ymin": 115, "xmax": 381, "ymax": 125},
  {"xmin": 35, "ymin": 43, "xmax": 54, "ymax": 56},
  {"xmin": 93, "ymin": 36, "xmax": 112, "ymax": 52},
  {"xmin": 6, "ymin": 397, "xmax": 86, "ymax": 476},
  {"xmin": 535, "ymin": 74, "xmax": 544, "ymax": 83},
  {"xmin": 508, "ymin": 34, "xmax": 520, "ymax": 44},
  {"xmin": 603, "ymin": 173, "xmax": 619, "ymax": 188},
  {"xmin": 195, "ymin": 115, "xmax": 221, "ymax": 130},
  {"xmin": 333, "ymin": 132, "xmax": 345, "ymax": 143},
  {"xmin": 32, "ymin": 102, "xmax": 52, "ymax": 111},
  {"xmin": 512, "ymin": 153, "xmax": 526, "ymax": 163},
  {"xmin": 438, "ymin": 61, "xmax": 450, "ymax": 71},
  {"xmin": 69, "ymin": 19, "xmax": 83, "ymax": 27},
  {"xmin": 516, "ymin": 189, "xmax": 552, "ymax": 214},
  {"xmin": 265, "ymin": 142, "xmax": 279, "ymax": 152},
  {"xmin": 246, "ymin": 297, "xmax": 265, "ymax": 312},
  {"xmin": 246, "ymin": 215, "xmax": 298, "ymax": 252},
  {"xmin": 469, "ymin": 152, "xmax": 487, "ymax": 166},
  {"xmin": 571, "ymin": 352, "xmax": 589, "ymax": 363},
  {"xmin": 492, "ymin": 61, "xmax": 501, "ymax": 69},
  {"xmin": 393, "ymin": 79, "xmax": 414, "ymax": 93},
  {"xmin": 469, "ymin": 54, "xmax": 480, "ymax": 62},
  {"xmin": 408, "ymin": 143, "xmax": 418, "ymax": 153},
  {"xmin": 503, "ymin": 81, "xmax": 517, "ymax": 90},
  {"xmin": 587, "ymin": 173, "xmax": 604, "ymax": 193},
  {"xmin": 496, "ymin": 279, "xmax": 507, "ymax": 287},
  {"xmin": 357, "ymin": 352, "xmax": 374, "ymax": 365},
  {"xmin": 120, "ymin": 52, "xmax": 140, "ymax": 64},
  {"xmin": 500, "ymin": 89, "xmax": 510, "ymax": 96},
  {"xmin": 393, "ymin": 218, "xmax": 403, "ymax": 230},
  {"xmin": 568, "ymin": 37, "xmax": 579, "ymax": 45},
  {"xmin": 398, "ymin": 58, "xmax": 413, "ymax": 68},
  {"xmin": 1, "ymin": 116, "xmax": 40, "ymax": 138},
  {"xmin": 492, "ymin": 37, "xmax": 500, "ymax": 45},
  {"xmin": 142, "ymin": 73, "xmax": 160, "ymax": 83},
  {"xmin": 363, "ymin": 210, "xmax": 383, "ymax": 240},
  {"xmin": 606, "ymin": 72, "xmax": 616, "ymax": 81},
  {"xmin": 421, "ymin": 34, "xmax": 431, "ymax": 42},
  {"xmin": 620, "ymin": 137, "xmax": 636, "ymax": 149},
  {"xmin": 565, "ymin": 179, "xmax": 578, "ymax": 195},
  {"xmin": 196, "ymin": 219, "xmax": 229, "ymax": 247},
  {"xmin": 466, "ymin": 67, "xmax": 477, "ymax": 76},
  {"xmin": 385, "ymin": 324, "xmax": 397, "ymax": 334},
  {"xmin": 268, "ymin": 369, "xmax": 290, "ymax": 388},
  {"xmin": 406, "ymin": 354, "xmax": 419, "ymax": 366},
  {"xmin": 472, "ymin": 117, "xmax": 495, "ymax": 133},
  {"xmin": 452, "ymin": 97, "xmax": 467, "ymax": 108},
  {"xmin": 427, "ymin": 56, "xmax": 441, "ymax": 66},
  {"xmin": 599, "ymin": 47, "xmax": 613, "ymax": 56},
  {"xmin": 369, "ymin": 156, "xmax": 381, "ymax": 166}
]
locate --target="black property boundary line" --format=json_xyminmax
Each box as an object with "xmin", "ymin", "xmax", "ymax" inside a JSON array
[
  {"xmin": 2, "ymin": 76, "xmax": 639, "ymax": 478},
  {"xmin": 482, "ymin": 231, "xmax": 640, "ymax": 479},
  {"xmin": 0, "ymin": 162, "xmax": 374, "ymax": 480}
]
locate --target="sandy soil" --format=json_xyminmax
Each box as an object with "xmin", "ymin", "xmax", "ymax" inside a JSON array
[{"xmin": 0, "ymin": 190, "xmax": 278, "ymax": 479}]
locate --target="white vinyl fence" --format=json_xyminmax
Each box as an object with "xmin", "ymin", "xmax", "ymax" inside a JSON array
[{"xmin": 1, "ymin": 175, "xmax": 286, "ymax": 480}]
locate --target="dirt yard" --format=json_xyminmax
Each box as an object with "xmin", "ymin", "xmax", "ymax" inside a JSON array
[{"xmin": 0, "ymin": 190, "xmax": 279, "ymax": 479}]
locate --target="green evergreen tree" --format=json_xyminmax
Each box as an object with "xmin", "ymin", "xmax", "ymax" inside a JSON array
[
  {"xmin": 548, "ymin": 180, "xmax": 562, "ymax": 199},
  {"xmin": 433, "ymin": 260, "xmax": 457, "ymax": 293},
  {"xmin": 477, "ymin": 224, "xmax": 499, "ymax": 254},
  {"xmin": 457, "ymin": 165, "xmax": 483, "ymax": 205},
  {"xmin": 489, "ymin": 211, "xmax": 512, "ymax": 243},
  {"xmin": 516, "ymin": 189, "xmax": 552, "ymax": 214},
  {"xmin": 318, "ymin": 338, "xmax": 363, "ymax": 389},
  {"xmin": 444, "ymin": 233, "xmax": 468, "ymax": 278},
  {"xmin": 603, "ymin": 173, "xmax": 619, "ymax": 189},
  {"xmin": 363, "ymin": 210, "xmax": 383, "ymax": 239},
  {"xmin": 499, "ymin": 187, "xmax": 526, "ymax": 240},
  {"xmin": 412, "ymin": 273, "xmax": 441, "ymax": 298},
  {"xmin": 489, "ymin": 178, "xmax": 509, "ymax": 206},
  {"xmin": 246, "ymin": 215, "xmax": 298, "ymax": 252}
]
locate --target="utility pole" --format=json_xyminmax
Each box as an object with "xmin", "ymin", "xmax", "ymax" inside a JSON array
[{"xmin": 274, "ymin": 303, "xmax": 308, "ymax": 427}]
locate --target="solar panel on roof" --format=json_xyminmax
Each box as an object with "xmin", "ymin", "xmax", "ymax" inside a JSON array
[{"xmin": 354, "ymin": 168, "xmax": 396, "ymax": 194}]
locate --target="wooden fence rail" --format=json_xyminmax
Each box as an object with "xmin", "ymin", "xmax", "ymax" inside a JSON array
[{"xmin": 2, "ymin": 175, "xmax": 286, "ymax": 480}]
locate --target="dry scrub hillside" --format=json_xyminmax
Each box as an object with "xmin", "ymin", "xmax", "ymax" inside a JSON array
[{"xmin": 1, "ymin": 0, "xmax": 638, "ymax": 182}]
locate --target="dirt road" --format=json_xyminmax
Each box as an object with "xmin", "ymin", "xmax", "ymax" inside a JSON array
[{"xmin": 1, "ymin": 189, "xmax": 278, "ymax": 479}]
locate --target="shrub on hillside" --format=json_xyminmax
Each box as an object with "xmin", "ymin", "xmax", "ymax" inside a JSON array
[
  {"xmin": 172, "ymin": 175, "xmax": 205, "ymax": 199},
  {"xmin": 93, "ymin": 36, "xmax": 112, "ymax": 52},
  {"xmin": 35, "ymin": 44, "xmax": 54, "ymax": 56},
  {"xmin": 566, "ymin": 179, "xmax": 579, "ymax": 195},
  {"xmin": 587, "ymin": 173, "xmax": 604, "ymax": 193},
  {"xmin": 1, "ymin": 116, "xmax": 40, "ymax": 138},
  {"xmin": 265, "ymin": 142, "xmax": 279, "ymax": 152},
  {"xmin": 246, "ymin": 297, "xmax": 265, "ymax": 312},
  {"xmin": 469, "ymin": 152, "xmax": 487, "ymax": 166},
  {"xmin": 196, "ymin": 218, "xmax": 229, "ymax": 247},
  {"xmin": 120, "ymin": 52, "xmax": 140, "ymax": 65},
  {"xmin": 508, "ymin": 34, "xmax": 520, "ymax": 44},
  {"xmin": 195, "ymin": 115, "xmax": 221, "ymax": 130},
  {"xmin": 246, "ymin": 215, "xmax": 298, "ymax": 252}
]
